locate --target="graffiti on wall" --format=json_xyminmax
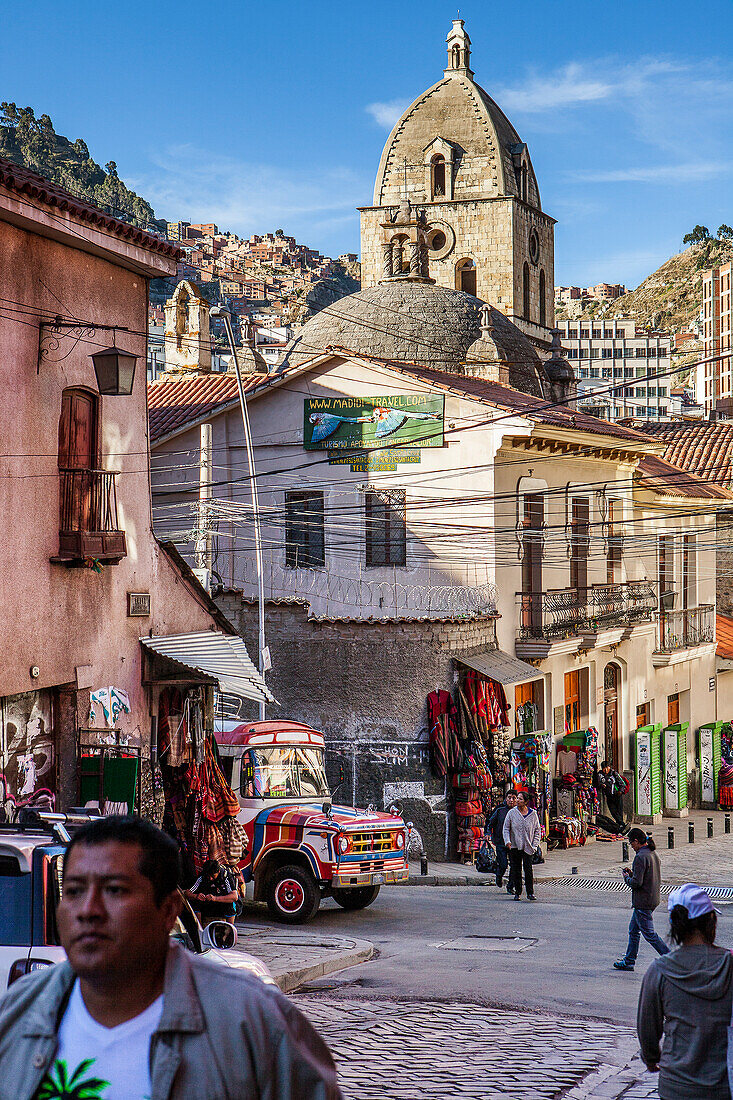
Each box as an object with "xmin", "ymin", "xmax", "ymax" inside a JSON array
[{"xmin": 1, "ymin": 691, "xmax": 55, "ymax": 812}]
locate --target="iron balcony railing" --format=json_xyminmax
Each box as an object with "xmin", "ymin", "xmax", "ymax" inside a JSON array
[
  {"xmin": 57, "ymin": 468, "xmax": 126, "ymax": 562},
  {"xmin": 517, "ymin": 580, "xmax": 657, "ymax": 641},
  {"xmin": 657, "ymin": 605, "xmax": 715, "ymax": 652}
]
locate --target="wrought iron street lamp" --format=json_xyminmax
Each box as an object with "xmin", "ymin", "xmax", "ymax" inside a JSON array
[{"xmin": 90, "ymin": 345, "xmax": 138, "ymax": 395}]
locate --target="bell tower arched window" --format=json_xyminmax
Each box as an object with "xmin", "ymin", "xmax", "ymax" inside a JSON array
[
  {"xmin": 539, "ymin": 269, "xmax": 546, "ymax": 327},
  {"xmin": 523, "ymin": 262, "xmax": 531, "ymax": 321},
  {"xmin": 431, "ymin": 155, "xmax": 446, "ymax": 200},
  {"xmin": 455, "ymin": 258, "xmax": 476, "ymax": 296}
]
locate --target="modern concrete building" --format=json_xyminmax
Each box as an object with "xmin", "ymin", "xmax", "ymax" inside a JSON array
[
  {"xmin": 558, "ymin": 318, "xmax": 673, "ymax": 421},
  {"xmin": 699, "ymin": 260, "xmax": 733, "ymax": 417}
]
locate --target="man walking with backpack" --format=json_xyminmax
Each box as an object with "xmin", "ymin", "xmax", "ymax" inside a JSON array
[{"xmin": 487, "ymin": 790, "xmax": 517, "ymax": 892}]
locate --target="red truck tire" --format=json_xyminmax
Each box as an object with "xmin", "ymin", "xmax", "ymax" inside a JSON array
[{"xmin": 265, "ymin": 864, "xmax": 321, "ymax": 923}]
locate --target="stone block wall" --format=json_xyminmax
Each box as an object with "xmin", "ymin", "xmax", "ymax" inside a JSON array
[
  {"xmin": 217, "ymin": 592, "xmax": 498, "ymax": 859},
  {"xmin": 717, "ymin": 512, "xmax": 733, "ymax": 615}
]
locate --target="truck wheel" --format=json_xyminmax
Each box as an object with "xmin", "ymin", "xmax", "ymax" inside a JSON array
[
  {"xmin": 332, "ymin": 885, "xmax": 380, "ymax": 910},
  {"xmin": 266, "ymin": 865, "xmax": 320, "ymax": 924}
]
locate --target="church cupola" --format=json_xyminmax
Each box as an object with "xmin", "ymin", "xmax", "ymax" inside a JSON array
[{"xmin": 445, "ymin": 19, "xmax": 473, "ymax": 78}]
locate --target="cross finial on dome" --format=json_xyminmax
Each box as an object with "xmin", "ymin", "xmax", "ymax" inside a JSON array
[{"xmin": 445, "ymin": 18, "xmax": 473, "ymax": 78}]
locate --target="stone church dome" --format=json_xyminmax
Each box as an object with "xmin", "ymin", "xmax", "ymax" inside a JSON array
[{"xmin": 277, "ymin": 280, "xmax": 547, "ymax": 398}]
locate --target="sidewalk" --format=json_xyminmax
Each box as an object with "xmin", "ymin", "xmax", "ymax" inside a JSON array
[
  {"xmin": 232, "ymin": 923, "xmax": 374, "ymax": 993},
  {"xmin": 409, "ymin": 807, "xmax": 733, "ymax": 887}
]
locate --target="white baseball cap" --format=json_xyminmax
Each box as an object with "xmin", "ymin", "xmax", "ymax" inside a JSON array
[{"xmin": 667, "ymin": 883, "xmax": 720, "ymax": 919}]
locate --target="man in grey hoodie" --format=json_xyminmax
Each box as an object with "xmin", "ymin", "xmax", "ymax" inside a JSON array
[{"xmin": 638, "ymin": 883, "xmax": 732, "ymax": 1100}]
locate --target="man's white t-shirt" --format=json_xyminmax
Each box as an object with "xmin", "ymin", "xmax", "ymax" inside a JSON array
[{"xmin": 38, "ymin": 980, "xmax": 164, "ymax": 1099}]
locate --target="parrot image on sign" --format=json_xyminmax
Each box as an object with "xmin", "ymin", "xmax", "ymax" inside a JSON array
[
  {"xmin": 371, "ymin": 405, "xmax": 442, "ymax": 438},
  {"xmin": 308, "ymin": 411, "xmax": 373, "ymax": 442}
]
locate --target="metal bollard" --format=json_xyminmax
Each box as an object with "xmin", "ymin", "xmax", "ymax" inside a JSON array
[
  {"xmin": 708, "ymin": 818, "xmax": 714, "ymax": 838},
  {"xmin": 420, "ymin": 854, "xmax": 428, "ymax": 876},
  {"xmin": 668, "ymin": 827, "xmax": 675, "ymax": 849},
  {"xmin": 726, "ymin": 814, "xmax": 731, "ymax": 835},
  {"xmin": 689, "ymin": 822, "xmax": 695, "ymax": 844},
  {"xmin": 622, "ymin": 841, "xmax": 629, "ymax": 862}
]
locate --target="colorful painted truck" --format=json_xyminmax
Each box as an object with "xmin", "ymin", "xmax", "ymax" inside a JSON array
[{"xmin": 215, "ymin": 720, "xmax": 409, "ymax": 923}]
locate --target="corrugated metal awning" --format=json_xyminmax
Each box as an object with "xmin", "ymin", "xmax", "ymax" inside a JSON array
[
  {"xmin": 455, "ymin": 648, "xmax": 541, "ymax": 687},
  {"xmin": 140, "ymin": 631, "xmax": 275, "ymax": 704}
]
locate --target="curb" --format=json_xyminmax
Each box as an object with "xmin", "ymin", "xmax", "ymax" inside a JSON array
[
  {"xmin": 405, "ymin": 872, "xmax": 575, "ymax": 886},
  {"xmin": 233, "ymin": 931, "xmax": 374, "ymax": 994},
  {"xmin": 273, "ymin": 937, "xmax": 374, "ymax": 994}
]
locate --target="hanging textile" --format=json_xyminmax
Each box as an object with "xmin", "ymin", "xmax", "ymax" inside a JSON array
[{"xmin": 427, "ymin": 690, "xmax": 462, "ymax": 776}]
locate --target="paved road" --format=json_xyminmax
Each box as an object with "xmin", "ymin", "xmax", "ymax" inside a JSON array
[{"xmin": 251, "ymin": 883, "xmax": 733, "ymax": 1099}]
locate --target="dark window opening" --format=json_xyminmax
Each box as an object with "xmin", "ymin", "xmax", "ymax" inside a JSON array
[
  {"xmin": 285, "ymin": 490, "xmax": 325, "ymax": 567},
  {"xmin": 539, "ymin": 269, "xmax": 546, "ymax": 327},
  {"xmin": 523, "ymin": 262, "xmax": 531, "ymax": 321},
  {"xmin": 365, "ymin": 490, "xmax": 406, "ymax": 566},
  {"xmin": 431, "ymin": 156, "xmax": 446, "ymax": 199},
  {"xmin": 456, "ymin": 259, "xmax": 476, "ymax": 296},
  {"xmin": 429, "ymin": 229, "xmax": 447, "ymax": 251},
  {"xmin": 570, "ymin": 497, "xmax": 589, "ymax": 591}
]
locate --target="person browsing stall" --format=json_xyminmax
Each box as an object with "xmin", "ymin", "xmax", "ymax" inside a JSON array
[
  {"xmin": 503, "ymin": 791, "xmax": 541, "ymax": 902},
  {"xmin": 185, "ymin": 858, "xmax": 239, "ymax": 925}
]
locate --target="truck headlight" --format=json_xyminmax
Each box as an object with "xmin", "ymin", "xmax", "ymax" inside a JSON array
[
  {"xmin": 338, "ymin": 834, "xmax": 351, "ymax": 854},
  {"xmin": 396, "ymin": 831, "xmax": 405, "ymax": 849}
]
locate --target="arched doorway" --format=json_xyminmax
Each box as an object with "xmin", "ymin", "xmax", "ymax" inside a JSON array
[{"xmin": 604, "ymin": 663, "xmax": 620, "ymax": 769}]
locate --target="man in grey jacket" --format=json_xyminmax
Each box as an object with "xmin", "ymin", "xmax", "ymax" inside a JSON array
[
  {"xmin": 0, "ymin": 816, "xmax": 341, "ymax": 1100},
  {"xmin": 614, "ymin": 828, "xmax": 669, "ymax": 972}
]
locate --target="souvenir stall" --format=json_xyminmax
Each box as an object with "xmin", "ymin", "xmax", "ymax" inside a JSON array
[
  {"xmin": 507, "ymin": 732, "xmax": 552, "ymax": 835},
  {"xmin": 549, "ymin": 728, "xmax": 600, "ymax": 848}
]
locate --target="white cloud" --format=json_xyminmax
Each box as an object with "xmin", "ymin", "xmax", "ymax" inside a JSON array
[
  {"xmin": 574, "ymin": 162, "xmax": 730, "ymax": 184},
  {"xmin": 496, "ymin": 58, "xmax": 684, "ymax": 115},
  {"xmin": 132, "ymin": 146, "xmax": 368, "ymax": 239},
  {"xmin": 365, "ymin": 99, "xmax": 409, "ymax": 129}
]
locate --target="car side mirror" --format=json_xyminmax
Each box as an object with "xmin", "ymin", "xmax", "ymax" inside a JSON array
[{"xmin": 201, "ymin": 921, "xmax": 238, "ymax": 950}]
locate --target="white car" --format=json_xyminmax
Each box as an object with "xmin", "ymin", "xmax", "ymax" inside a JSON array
[{"xmin": 0, "ymin": 815, "xmax": 273, "ymax": 990}]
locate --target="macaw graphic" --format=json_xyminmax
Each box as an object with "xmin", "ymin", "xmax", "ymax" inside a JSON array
[
  {"xmin": 308, "ymin": 406, "xmax": 442, "ymax": 443},
  {"xmin": 308, "ymin": 411, "xmax": 373, "ymax": 443},
  {"xmin": 371, "ymin": 405, "xmax": 442, "ymax": 438}
]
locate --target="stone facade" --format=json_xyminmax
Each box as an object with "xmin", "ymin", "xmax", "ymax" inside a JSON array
[
  {"xmin": 218, "ymin": 592, "xmax": 499, "ymax": 860},
  {"xmin": 163, "ymin": 279, "xmax": 211, "ymax": 372},
  {"xmin": 359, "ymin": 20, "xmax": 555, "ymax": 344}
]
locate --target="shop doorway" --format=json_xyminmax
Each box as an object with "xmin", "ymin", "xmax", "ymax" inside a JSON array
[
  {"xmin": 604, "ymin": 663, "xmax": 620, "ymax": 769},
  {"xmin": 668, "ymin": 693, "xmax": 680, "ymax": 725}
]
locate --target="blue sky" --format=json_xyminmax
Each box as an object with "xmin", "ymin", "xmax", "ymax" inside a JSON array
[{"xmin": 2, "ymin": 0, "xmax": 732, "ymax": 288}]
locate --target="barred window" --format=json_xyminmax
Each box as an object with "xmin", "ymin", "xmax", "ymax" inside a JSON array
[
  {"xmin": 285, "ymin": 490, "xmax": 325, "ymax": 567},
  {"xmin": 365, "ymin": 489, "xmax": 406, "ymax": 566}
]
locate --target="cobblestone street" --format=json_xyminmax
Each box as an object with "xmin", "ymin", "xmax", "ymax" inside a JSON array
[{"xmin": 296, "ymin": 995, "xmax": 659, "ymax": 1100}]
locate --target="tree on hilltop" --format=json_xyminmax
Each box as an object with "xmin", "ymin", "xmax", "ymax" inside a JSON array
[
  {"xmin": 683, "ymin": 225, "xmax": 712, "ymax": 246},
  {"xmin": 718, "ymin": 225, "xmax": 733, "ymax": 242}
]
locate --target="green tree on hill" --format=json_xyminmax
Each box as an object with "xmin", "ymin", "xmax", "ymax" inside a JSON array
[
  {"xmin": 682, "ymin": 225, "xmax": 713, "ymax": 245},
  {"xmin": 0, "ymin": 102, "xmax": 158, "ymax": 229}
]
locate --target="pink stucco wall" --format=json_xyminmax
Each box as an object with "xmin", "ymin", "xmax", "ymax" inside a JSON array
[{"xmin": 0, "ymin": 203, "xmax": 219, "ymax": 758}]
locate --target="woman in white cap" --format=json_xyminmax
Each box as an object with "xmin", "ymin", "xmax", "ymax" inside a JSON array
[{"xmin": 637, "ymin": 883, "xmax": 732, "ymax": 1100}]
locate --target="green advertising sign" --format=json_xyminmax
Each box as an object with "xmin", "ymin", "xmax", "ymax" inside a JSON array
[{"xmin": 303, "ymin": 394, "xmax": 444, "ymax": 451}]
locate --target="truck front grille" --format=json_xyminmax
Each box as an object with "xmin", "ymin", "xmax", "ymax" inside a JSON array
[{"xmin": 351, "ymin": 830, "xmax": 396, "ymax": 854}]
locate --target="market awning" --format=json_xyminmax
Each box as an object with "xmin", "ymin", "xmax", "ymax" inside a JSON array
[
  {"xmin": 455, "ymin": 648, "xmax": 541, "ymax": 687},
  {"xmin": 140, "ymin": 631, "xmax": 276, "ymax": 705}
]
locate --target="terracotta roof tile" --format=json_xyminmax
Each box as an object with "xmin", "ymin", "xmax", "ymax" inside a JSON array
[
  {"xmin": 384, "ymin": 364, "xmax": 653, "ymax": 442},
  {"xmin": 639, "ymin": 421, "xmax": 733, "ymax": 487},
  {"xmin": 717, "ymin": 613, "xmax": 733, "ymax": 659},
  {"xmin": 148, "ymin": 373, "xmax": 260, "ymax": 442},
  {"xmin": 0, "ymin": 157, "xmax": 181, "ymax": 261},
  {"xmin": 636, "ymin": 453, "xmax": 733, "ymax": 501}
]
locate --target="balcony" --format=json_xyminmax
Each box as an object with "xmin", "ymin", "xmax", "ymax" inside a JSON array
[
  {"xmin": 655, "ymin": 605, "xmax": 715, "ymax": 660},
  {"xmin": 516, "ymin": 580, "xmax": 657, "ymax": 657},
  {"xmin": 54, "ymin": 468, "xmax": 126, "ymax": 564}
]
